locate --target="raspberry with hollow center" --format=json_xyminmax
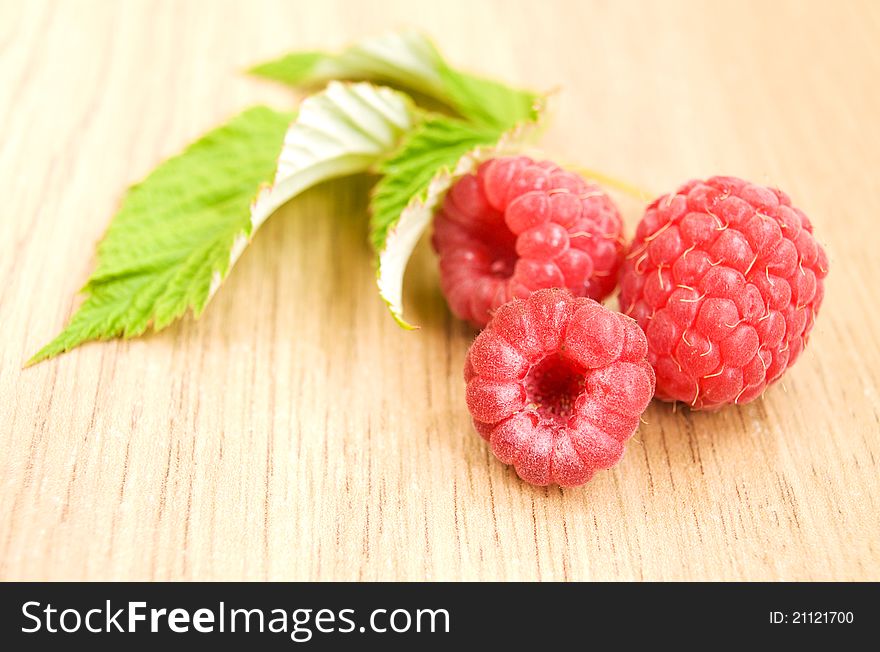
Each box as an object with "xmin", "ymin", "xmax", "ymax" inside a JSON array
[
  {"xmin": 432, "ymin": 156, "xmax": 624, "ymax": 328},
  {"xmin": 464, "ymin": 288, "xmax": 655, "ymax": 487},
  {"xmin": 619, "ymin": 176, "xmax": 829, "ymax": 410}
]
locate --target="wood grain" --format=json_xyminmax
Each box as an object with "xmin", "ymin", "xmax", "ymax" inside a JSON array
[{"xmin": 1, "ymin": 0, "xmax": 878, "ymax": 581}]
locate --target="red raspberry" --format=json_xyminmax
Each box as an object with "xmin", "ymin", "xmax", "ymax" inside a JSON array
[
  {"xmin": 619, "ymin": 176, "xmax": 828, "ymax": 410},
  {"xmin": 464, "ymin": 288, "xmax": 654, "ymax": 487},
  {"xmin": 432, "ymin": 156, "xmax": 624, "ymax": 328}
]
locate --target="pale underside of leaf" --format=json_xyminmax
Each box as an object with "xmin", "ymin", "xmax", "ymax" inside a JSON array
[
  {"xmin": 249, "ymin": 30, "xmax": 541, "ymax": 130},
  {"xmin": 212, "ymin": 82, "xmax": 414, "ymax": 297},
  {"xmin": 250, "ymin": 30, "xmax": 447, "ymax": 102},
  {"xmin": 375, "ymin": 120, "xmax": 541, "ymax": 329}
]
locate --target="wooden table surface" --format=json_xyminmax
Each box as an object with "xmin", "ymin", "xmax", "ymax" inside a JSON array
[{"xmin": 2, "ymin": 0, "xmax": 878, "ymax": 581}]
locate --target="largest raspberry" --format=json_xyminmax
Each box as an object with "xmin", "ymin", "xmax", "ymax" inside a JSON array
[
  {"xmin": 619, "ymin": 176, "xmax": 828, "ymax": 409},
  {"xmin": 432, "ymin": 156, "xmax": 624, "ymax": 327}
]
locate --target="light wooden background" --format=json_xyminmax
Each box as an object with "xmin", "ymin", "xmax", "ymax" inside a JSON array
[{"xmin": 2, "ymin": 0, "xmax": 878, "ymax": 581}]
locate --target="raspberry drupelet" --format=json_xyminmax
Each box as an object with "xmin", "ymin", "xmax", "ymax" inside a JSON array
[
  {"xmin": 432, "ymin": 156, "xmax": 624, "ymax": 328},
  {"xmin": 619, "ymin": 176, "xmax": 829, "ymax": 410},
  {"xmin": 465, "ymin": 288, "xmax": 655, "ymax": 487}
]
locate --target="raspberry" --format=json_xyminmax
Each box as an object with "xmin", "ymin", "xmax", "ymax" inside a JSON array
[
  {"xmin": 432, "ymin": 156, "xmax": 624, "ymax": 328},
  {"xmin": 619, "ymin": 176, "xmax": 828, "ymax": 410},
  {"xmin": 464, "ymin": 288, "xmax": 654, "ymax": 487}
]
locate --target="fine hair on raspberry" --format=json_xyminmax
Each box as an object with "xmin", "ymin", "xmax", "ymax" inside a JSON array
[
  {"xmin": 464, "ymin": 288, "xmax": 655, "ymax": 487},
  {"xmin": 432, "ymin": 156, "xmax": 624, "ymax": 328},
  {"xmin": 619, "ymin": 176, "xmax": 828, "ymax": 410}
]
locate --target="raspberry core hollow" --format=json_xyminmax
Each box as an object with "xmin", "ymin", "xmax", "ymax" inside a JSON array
[{"xmin": 464, "ymin": 289, "xmax": 655, "ymax": 487}]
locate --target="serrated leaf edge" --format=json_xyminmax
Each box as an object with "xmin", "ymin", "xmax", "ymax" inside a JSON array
[{"xmin": 29, "ymin": 82, "xmax": 414, "ymax": 365}]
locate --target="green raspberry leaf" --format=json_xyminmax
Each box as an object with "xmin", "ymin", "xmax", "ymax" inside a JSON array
[
  {"xmin": 371, "ymin": 115, "xmax": 540, "ymax": 328},
  {"xmin": 251, "ymin": 31, "xmax": 544, "ymax": 328},
  {"xmin": 434, "ymin": 64, "xmax": 541, "ymax": 131},
  {"xmin": 30, "ymin": 82, "xmax": 414, "ymax": 365},
  {"xmin": 251, "ymin": 31, "xmax": 546, "ymax": 329},
  {"xmin": 250, "ymin": 30, "xmax": 541, "ymax": 130}
]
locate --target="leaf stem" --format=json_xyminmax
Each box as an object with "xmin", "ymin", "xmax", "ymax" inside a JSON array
[{"xmin": 571, "ymin": 166, "xmax": 654, "ymax": 201}]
